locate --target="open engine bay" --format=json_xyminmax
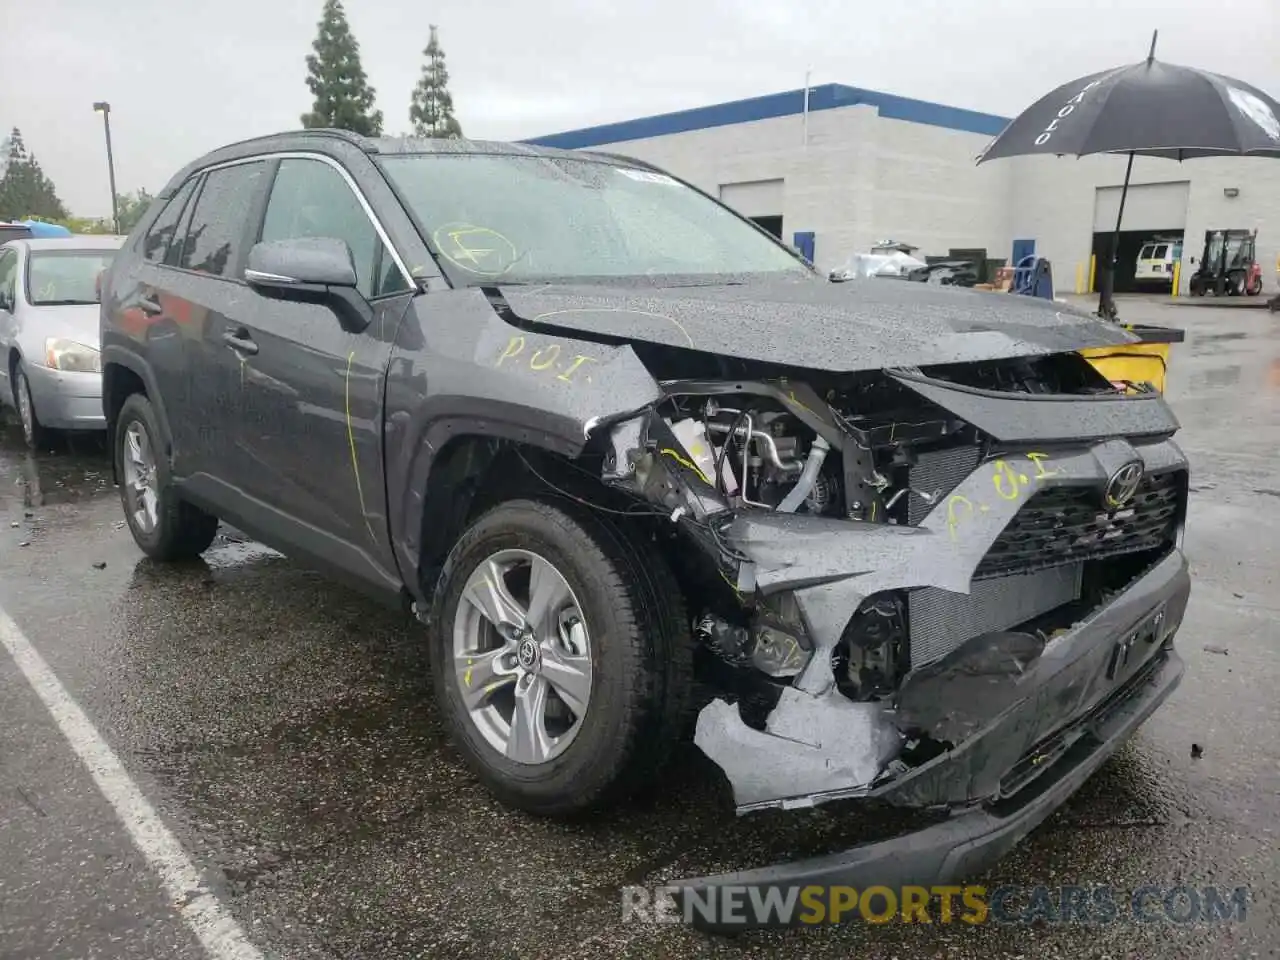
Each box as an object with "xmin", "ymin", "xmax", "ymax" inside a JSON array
[{"xmin": 597, "ymin": 349, "xmax": 1190, "ymax": 813}]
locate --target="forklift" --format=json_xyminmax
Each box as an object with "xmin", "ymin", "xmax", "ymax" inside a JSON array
[{"xmin": 1188, "ymin": 228, "xmax": 1264, "ymax": 297}]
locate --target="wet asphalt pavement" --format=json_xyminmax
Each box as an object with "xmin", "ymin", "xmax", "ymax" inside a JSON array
[{"xmin": 2, "ymin": 298, "xmax": 1278, "ymax": 959}]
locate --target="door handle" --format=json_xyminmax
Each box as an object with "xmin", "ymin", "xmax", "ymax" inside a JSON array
[
  {"xmin": 139, "ymin": 294, "xmax": 163, "ymax": 316},
  {"xmin": 222, "ymin": 329, "xmax": 259, "ymax": 356}
]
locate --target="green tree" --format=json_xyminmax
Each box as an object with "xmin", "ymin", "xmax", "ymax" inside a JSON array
[
  {"xmin": 300, "ymin": 0, "xmax": 383, "ymax": 136},
  {"xmin": 0, "ymin": 128, "xmax": 68, "ymax": 221},
  {"xmin": 409, "ymin": 25, "xmax": 463, "ymax": 138},
  {"xmin": 115, "ymin": 189, "xmax": 154, "ymax": 235}
]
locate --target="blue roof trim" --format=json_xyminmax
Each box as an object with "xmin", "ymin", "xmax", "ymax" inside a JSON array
[{"xmin": 523, "ymin": 83, "xmax": 1011, "ymax": 149}]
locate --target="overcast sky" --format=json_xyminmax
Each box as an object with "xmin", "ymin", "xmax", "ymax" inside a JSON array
[{"xmin": 3, "ymin": 0, "xmax": 1277, "ymax": 217}]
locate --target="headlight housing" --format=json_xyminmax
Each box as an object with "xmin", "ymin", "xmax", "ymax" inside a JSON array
[{"xmin": 45, "ymin": 338, "xmax": 101, "ymax": 374}]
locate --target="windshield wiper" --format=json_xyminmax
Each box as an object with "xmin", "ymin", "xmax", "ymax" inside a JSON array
[{"xmin": 35, "ymin": 299, "xmax": 99, "ymax": 306}]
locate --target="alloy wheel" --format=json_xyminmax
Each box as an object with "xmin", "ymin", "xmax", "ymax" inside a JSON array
[
  {"xmin": 452, "ymin": 549, "xmax": 593, "ymax": 765},
  {"xmin": 121, "ymin": 421, "xmax": 160, "ymax": 534}
]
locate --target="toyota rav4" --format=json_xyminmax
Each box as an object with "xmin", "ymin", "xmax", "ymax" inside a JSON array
[{"xmin": 100, "ymin": 130, "xmax": 1191, "ymax": 928}]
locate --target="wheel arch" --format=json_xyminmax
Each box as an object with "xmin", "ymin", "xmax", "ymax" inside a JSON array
[
  {"xmin": 101, "ymin": 348, "xmax": 173, "ymax": 481},
  {"xmin": 403, "ymin": 424, "xmax": 638, "ymax": 607}
]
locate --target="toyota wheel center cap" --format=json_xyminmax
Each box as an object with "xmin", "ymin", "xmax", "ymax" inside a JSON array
[{"xmin": 517, "ymin": 636, "xmax": 539, "ymax": 670}]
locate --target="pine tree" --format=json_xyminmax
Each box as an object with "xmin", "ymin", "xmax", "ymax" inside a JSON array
[
  {"xmin": 0, "ymin": 129, "xmax": 68, "ymax": 221},
  {"xmin": 300, "ymin": 0, "xmax": 383, "ymax": 136},
  {"xmin": 409, "ymin": 25, "xmax": 463, "ymax": 138}
]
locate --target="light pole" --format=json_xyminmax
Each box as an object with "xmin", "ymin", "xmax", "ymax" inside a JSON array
[{"xmin": 92, "ymin": 101, "xmax": 119, "ymax": 234}]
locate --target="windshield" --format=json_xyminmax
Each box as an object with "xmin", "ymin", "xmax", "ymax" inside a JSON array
[
  {"xmin": 377, "ymin": 153, "xmax": 810, "ymax": 285},
  {"xmin": 26, "ymin": 250, "xmax": 116, "ymax": 305}
]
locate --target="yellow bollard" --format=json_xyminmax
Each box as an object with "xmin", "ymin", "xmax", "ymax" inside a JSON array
[
  {"xmin": 1171, "ymin": 261, "xmax": 1181, "ymax": 297},
  {"xmin": 1076, "ymin": 263, "xmax": 1085, "ymax": 294},
  {"xmin": 1089, "ymin": 254, "xmax": 1097, "ymax": 293}
]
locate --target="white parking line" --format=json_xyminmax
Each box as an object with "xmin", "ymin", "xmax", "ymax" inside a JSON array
[{"xmin": 0, "ymin": 605, "xmax": 268, "ymax": 960}]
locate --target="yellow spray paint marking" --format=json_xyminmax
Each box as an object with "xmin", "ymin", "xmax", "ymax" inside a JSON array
[
  {"xmin": 946, "ymin": 494, "xmax": 975, "ymax": 541},
  {"xmin": 719, "ymin": 569, "xmax": 743, "ymax": 598},
  {"xmin": 494, "ymin": 335, "xmax": 597, "ymax": 384},
  {"xmin": 946, "ymin": 453, "xmax": 1059, "ymax": 540},
  {"xmin": 496, "ymin": 336, "xmax": 525, "ymax": 367},
  {"xmin": 557, "ymin": 355, "xmax": 596, "ymax": 382},
  {"xmin": 529, "ymin": 344, "xmax": 559, "ymax": 370},
  {"xmin": 1026, "ymin": 451, "xmax": 1058, "ymax": 478},
  {"xmin": 344, "ymin": 351, "xmax": 378, "ymax": 544},
  {"xmin": 432, "ymin": 223, "xmax": 519, "ymax": 279},
  {"xmin": 992, "ymin": 459, "xmax": 1025, "ymax": 501},
  {"xmin": 660, "ymin": 447, "xmax": 709, "ymax": 484}
]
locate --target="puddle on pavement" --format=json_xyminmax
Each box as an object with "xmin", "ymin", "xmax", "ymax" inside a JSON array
[{"xmin": 0, "ymin": 426, "xmax": 114, "ymax": 510}]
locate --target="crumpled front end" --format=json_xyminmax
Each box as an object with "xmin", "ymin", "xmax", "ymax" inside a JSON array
[{"xmin": 593, "ymin": 354, "xmax": 1191, "ymax": 817}]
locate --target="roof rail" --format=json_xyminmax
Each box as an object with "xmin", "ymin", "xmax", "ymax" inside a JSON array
[{"xmin": 200, "ymin": 127, "xmax": 380, "ymax": 155}]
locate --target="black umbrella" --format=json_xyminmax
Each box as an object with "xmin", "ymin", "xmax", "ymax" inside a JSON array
[{"xmin": 977, "ymin": 31, "xmax": 1280, "ymax": 319}]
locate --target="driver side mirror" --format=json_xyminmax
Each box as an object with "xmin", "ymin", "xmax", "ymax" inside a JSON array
[
  {"xmin": 245, "ymin": 237, "xmax": 370, "ymax": 332},
  {"xmin": 0, "ymin": 290, "xmax": 11, "ymax": 312}
]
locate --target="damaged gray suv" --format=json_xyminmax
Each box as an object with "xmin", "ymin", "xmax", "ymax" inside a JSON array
[{"xmin": 100, "ymin": 130, "xmax": 1190, "ymax": 921}]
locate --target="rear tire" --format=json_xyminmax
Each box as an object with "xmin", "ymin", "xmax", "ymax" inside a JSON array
[
  {"xmin": 428, "ymin": 497, "xmax": 693, "ymax": 817},
  {"xmin": 114, "ymin": 393, "xmax": 219, "ymax": 561}
]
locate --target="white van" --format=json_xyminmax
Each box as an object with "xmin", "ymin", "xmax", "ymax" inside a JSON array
[{"xmin": 1134, "ymin": 239, "xmax": 1182, "ymax": 287}]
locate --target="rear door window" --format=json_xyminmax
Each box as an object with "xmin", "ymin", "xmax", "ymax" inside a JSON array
[
  {"xmin": 177, "ymin": 161, "xmax": 269, "ymax": 278},
  {"xmin": 1138, "ymin": 245, "xmax": 1155, "ymax": 260},
  {"xmin": 1152, "ymin": 244, "xmax": 1169, "ymax": 259},
  {"xmin": 142, "ymin": 178, "xmax": 198, "ymax": 263}
]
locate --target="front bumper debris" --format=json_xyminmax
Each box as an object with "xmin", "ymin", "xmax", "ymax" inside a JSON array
[
  {"xmin": 678, "ymin": 549, "xmax": 1188, "ymax": 930},
  {"xmin": 676, "ymin": 645, "xmax": 1182, "ymax": 931}
]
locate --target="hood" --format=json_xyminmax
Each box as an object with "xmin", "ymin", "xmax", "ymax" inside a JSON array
[
  {"xmin": 496, "ymin": 277, "xmax": 1136, "ymax": 372},
  {"xmin": 24, "ymin": 304, "xmax": 101, "ymax": 350}
]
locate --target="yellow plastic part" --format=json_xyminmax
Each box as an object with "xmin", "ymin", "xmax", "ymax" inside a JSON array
[{"xmin": 1080, "ymin": 342, "xmax": 1172, "ymax": 393}]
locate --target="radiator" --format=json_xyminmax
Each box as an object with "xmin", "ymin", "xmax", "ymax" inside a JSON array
[
  {"xmin": 907, "ymin": 563, "xmax": 1083, "ymax": 667},
  {"xmin": 907, "ymin": 445, "xmax": 982, "ymax": 525}
]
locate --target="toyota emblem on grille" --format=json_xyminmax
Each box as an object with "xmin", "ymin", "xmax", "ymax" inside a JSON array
[{"xmin": 1104, "ymin": 460, "xmax": 1144, "ymax": 509}]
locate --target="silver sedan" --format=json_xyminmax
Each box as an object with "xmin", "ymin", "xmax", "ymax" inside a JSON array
[{"xmin": 0, "ymin": 235, "xmax": 124, "ymax": 447}]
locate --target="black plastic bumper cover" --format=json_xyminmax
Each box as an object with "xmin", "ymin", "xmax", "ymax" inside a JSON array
[{"xmin": 674, "ymin": 592, "xmax": 1186, "ymax": 931}]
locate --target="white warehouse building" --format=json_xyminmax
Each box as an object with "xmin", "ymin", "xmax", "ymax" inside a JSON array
[{"xmin": 526, "ymin": 83, "xmax": 1280, "ymax": 295}]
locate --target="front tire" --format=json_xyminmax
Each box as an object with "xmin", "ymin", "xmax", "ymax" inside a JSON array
[
  {"xmin": 15, "ymin": 365, "xmax": 49, "ymax": 450},
  {"xmin": 428, "ymin": 498, "xmax": 693, "ymax": 816},
  {"xmin": 114, "ymin": 393, "xmax": 219, "ymax": 561}
]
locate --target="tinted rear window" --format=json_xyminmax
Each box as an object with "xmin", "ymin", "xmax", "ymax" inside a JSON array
[
  {"xmin": 1152, "ymin": 244, "xmax": 1169, "ymax": 259},
  {"xmin": 177, "ymin": 161, "xmax": 268, "ymax": 277},
  {"xmin": 1138, "ymin": 245, "xmax": 1155, "ymax": 259}
]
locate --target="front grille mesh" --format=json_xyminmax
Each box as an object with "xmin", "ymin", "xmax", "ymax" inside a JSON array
[
  {"xmin": 974, "ymin": 470, "xmax": 1184, "ymax": 580},
  {"xmin": 907, "ymin": 564, "xmax": 1082, "ymax": 667},
  {"xmin": 901, "ymin": 455, "xmax": 1183, "ymax": 667}
]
